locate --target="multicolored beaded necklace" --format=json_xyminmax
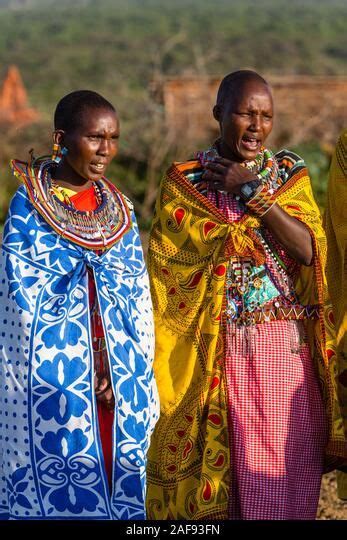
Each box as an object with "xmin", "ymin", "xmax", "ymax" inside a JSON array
[
  {"xmin": 50, "ymin": 179, "xmax": 103, "ymax": 207},
  {"xmin": 196, "ymin": 140, "xmax": 280, "ymax": 190},
  {"xmin": 10, "ymin": 156, "xmax": 132, "ymax": 251},
  {"xmin": 196, "ymin": 140, "xmax": 301, "ymax": 324}
]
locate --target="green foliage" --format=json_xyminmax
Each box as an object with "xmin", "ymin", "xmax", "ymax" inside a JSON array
[{"xmin": 0, "ymin": 0, "xmax": 344, "ymax": 226}]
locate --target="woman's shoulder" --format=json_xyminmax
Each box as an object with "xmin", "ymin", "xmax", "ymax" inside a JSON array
[
  {"xmin": 275, "ymin": 149, "xmax": 307, "ymax": 169},
  {"xmin": 171, "ymin": 159, "xmax": 201, "ymax": 172},
  {"xmin": 168, "ymin": 159, "xmax": 202, "ymax": 185},
  {"xmin": 275, "ymin": 148, "xmax": 306, "ymax": 170},
  {"xmin": 122, "ymin": 193, "xmax": 134, "ymax": 212},
  {"xmin": 8, "ymin": 184, "xmax": 30, "ymax": 210},
  {"xmin": 275, "ymin": 149, "xmax": 308, "ymax": 181}
]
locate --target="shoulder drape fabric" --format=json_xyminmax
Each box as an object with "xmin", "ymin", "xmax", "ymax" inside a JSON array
[
  {"xmin": 325, "ymin": 130, "xmax": 347, "ymax": 499},
  {"xmin": 146, "ymin": 160, "xmax": 346, "ymax": 519},
  {"xmin": 0, "ymin": 181, "xmax": 159, "ymax": 520}
]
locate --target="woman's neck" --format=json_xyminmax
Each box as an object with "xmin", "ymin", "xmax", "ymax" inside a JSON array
[
  {"xmin": 52, "ymin": 163, "xmax": 93, "ymax": 192},
  {"xmin": 216, "ymin": 139, "xmax": 243, "ymax": 163}
]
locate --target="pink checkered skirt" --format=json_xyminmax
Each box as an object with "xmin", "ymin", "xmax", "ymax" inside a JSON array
[{"xmin": 225, "ymin": 319, "xmax": 328, "ymax": 520}]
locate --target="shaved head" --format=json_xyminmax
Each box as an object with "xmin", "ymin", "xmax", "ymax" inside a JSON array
[
  {"xmin": 54, "ymin": 90, "xmax": 116, "ymax": 132},
  {"xmin": 216, "ymin": 70, "xmax": 271, "ymax": 109},
  {"xmin": 213, "ymin": 70, "xmax": 274, "ymax": 162}
]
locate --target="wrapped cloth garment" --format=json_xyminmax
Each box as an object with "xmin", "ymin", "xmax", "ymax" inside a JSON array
[
  {"xmin": 324, "ymin": 130, "xmax": 347, "ymax": 499},
  {"xmin": 0, "ymin": 162, "xmax": 159, "ymax": 520},
  {"xmin": 146, "ymin": 148, "xmax": 346, "ymax": 520},
  {"xmin": 69, "ymin": 186, "xmax": 114, "ymax": 489}
]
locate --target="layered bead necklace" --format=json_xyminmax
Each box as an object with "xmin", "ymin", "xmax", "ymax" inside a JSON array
[
  {"xmin": 42, "ymin": 167, "xmax": 123, "ymax": 242},
  {"xmin": 50, "ymin": 179, "xmax": 103, "ymax": 207},
  {"xmin": 19, "ymin": 155, "xmax": 131, "ymax": 250},
  {"xmin": 196, "ymin": 142, "xmax": 279, "ymax": 190},
  {"xmin": 197, "ymin": 141, "xmax": 294, "ymax": 324}
]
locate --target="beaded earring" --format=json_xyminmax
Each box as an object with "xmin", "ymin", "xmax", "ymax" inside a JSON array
[{"xmin": 51, "ymin": 143, "xmax": 68, "ymax": 164}]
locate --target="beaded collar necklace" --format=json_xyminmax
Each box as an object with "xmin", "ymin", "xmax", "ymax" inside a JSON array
[
  {"xmin": 50, "ymin": 179, "xmax": 103, "ymax": 207},
  {"xmin": 10, "ymin": 156, "xmax": 132, "ymax": 251},
  {"xmin": 197, "ymin": 139, "xmax": 279, "ymax": 189}
]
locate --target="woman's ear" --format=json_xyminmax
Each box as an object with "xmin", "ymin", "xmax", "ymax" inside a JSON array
[
  {"xmin": 52, "ymin": 129, "xmax": 65, "ymax": 146},
  {"xmin": 213, "ymin": 105, "xmax": 222, "ymax": 122}
]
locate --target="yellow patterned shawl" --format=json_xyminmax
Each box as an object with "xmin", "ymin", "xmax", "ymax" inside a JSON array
[
  {"xmin": 325, "ymin": 130, "xmax": 347, "ymax": 498},
  {"xmin": 146, "ymin": 159, "xmax": 346, "ymax": 520}
]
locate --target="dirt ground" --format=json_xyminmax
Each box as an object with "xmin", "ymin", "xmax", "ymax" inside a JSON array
[{"xmin": 317, "ymin": 472, "xmax": 347, "ymax": 519}]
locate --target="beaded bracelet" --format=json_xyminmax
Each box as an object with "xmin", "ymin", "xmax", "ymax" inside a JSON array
[{"xmin": 245, "ymin": 183, "xmax": 276, "ymax": 217}]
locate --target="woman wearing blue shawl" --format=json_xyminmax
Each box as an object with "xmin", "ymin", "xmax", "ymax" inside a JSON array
[{"xmin": 0, "ymin": 90, "xmax": 159, "ymax": 520}]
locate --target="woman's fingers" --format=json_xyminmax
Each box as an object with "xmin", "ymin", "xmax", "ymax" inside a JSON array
[
  {"xmin": 95, "ymin": 377, "xmax": 115, "ymax": 410},
  {"xmin": 100, "ymin": 387, "xmax": 113, "ymax": 402},
  {"xmin": 204, "ymin": 161, "xmax": 227, "ymax": 173},
  {"xmin": 202, "ymin": 169, "xmax": 223, "ymax": 181},
  {"xmin": 194, "ymin": 181, "xmax": 208, "ymax": 192},
  {"xmin": 97, "ymin": 388, "xmax": 115, "ymax": 410},
  {"xmin": 98, "ymin": 377, "xmax": 108, "ymax": 391},
  {"xmin": 202, "ymin": 169, "xmax": 224, "ymax": 190},
  {"xmin": 105, "ymin": 388, "xmax": 114, "ymax": 405}
]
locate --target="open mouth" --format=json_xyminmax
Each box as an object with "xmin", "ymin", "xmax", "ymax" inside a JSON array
[
  {"xmin": 90, "ymin": 162, "xmax": 106, "ymax": 173},
  {"xmin": 241, "ymin": 136, "xmax": 261, "ymax": 151}
]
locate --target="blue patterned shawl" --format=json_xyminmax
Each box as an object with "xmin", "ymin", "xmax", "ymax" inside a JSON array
[{"xmin": 0, "ymin": 185, "xmax": 159, "ymax": 520}]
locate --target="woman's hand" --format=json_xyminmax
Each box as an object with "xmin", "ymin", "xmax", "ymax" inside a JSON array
[
  {"xmin": 198, "ymin": 155, "xmax": 313, "ymax": 266},
  {"xmin": 95, "ymin": 374, "xmax": 115, "ymax": 410},
  {"xmin": 201, "ymin": 157, "xmax": 258, "ymax": 194}
]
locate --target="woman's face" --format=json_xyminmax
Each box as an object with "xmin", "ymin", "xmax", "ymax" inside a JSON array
[
  {"xmin": 61, "ymin": 107, "xmax": 120, "ymax": 183},
  {"xmin": 215, "ymin": 80, "xmax": 274, "ymax": 162}
]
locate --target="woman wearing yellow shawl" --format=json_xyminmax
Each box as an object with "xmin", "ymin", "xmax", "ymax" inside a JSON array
[
  {"xmin": 325, "ymin": 129, "xmax": 347, "ymax": 500},
  {"xmin": 146, "ymin": 71, "xmax": 346, "ymax": 520}
]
